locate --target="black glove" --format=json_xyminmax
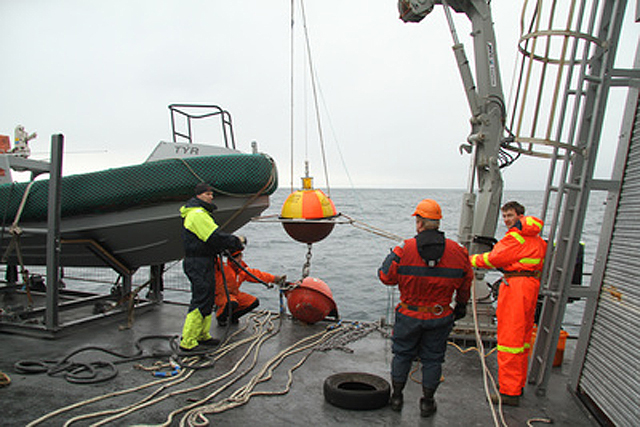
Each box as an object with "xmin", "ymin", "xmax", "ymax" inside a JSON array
[{"xmin": 453, "ymin": 303, "xmax": 467, "ymax": 321}]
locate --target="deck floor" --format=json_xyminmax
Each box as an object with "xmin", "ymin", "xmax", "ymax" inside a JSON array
[{"xmin": 0, "ymin": 299, "xmax": 598, "ymax": 426}]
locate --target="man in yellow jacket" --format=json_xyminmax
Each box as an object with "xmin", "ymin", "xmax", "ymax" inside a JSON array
[{"xmin": 178, "ymin": 182, "xmax": 243, "ymax": 351}]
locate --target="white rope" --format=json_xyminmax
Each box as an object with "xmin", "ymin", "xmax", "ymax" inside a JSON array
[
  {"xmin": 470, "ymin": 277, "xmax": 508, "ymax": 427},
  {"xmin": 181, "ymin": 319, "xmax": 345, "ymax": 426},
  {"xmin": 341, "ymin": 213, "xmax": 403, "ymax": 242},
  {"xmin": 26, "ymin": 370, "xmax": 193, "ymax": 427},
  {"xmin": 25, "ymin": 311, "xmax": 387, "ymax": 427}
]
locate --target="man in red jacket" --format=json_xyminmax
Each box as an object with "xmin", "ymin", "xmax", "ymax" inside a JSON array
[
  {"xmin": 378, "ymin": 199, "xmax": 473, "ymax": 418},
  {"xmin": 470, "ymin": 201, "xmax": 547, "ymax": 406},
  {"xmin": 215, "ymin": 245, "xmax": 285, "ymax": 326}
]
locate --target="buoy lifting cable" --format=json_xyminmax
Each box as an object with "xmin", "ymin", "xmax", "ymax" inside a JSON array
[
  {"xmin": 289, "ymin": 0, "xmax": 295, "ymax": 193},
  {"xmin": 299, "ymin": 0, "xmax": 331, "ymax": 196}
]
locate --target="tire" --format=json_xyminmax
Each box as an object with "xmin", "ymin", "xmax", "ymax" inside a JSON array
[{"xmin": 323, "ymin": 372, "xmax": 390, "ymax": 410}]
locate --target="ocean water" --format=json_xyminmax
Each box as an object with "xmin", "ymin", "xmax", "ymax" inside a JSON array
[
  {"xmin": 160, "ymin": 187, "xmax": 606, "ymax": 333},
  {"xmin": 24, "ymin": 188, "xmax": 603, "ymax": 334}
]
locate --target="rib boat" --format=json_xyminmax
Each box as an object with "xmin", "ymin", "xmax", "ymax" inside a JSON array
[{"xmin": 0, "ymin": 105, "xmax": 278, "ymax": 272}]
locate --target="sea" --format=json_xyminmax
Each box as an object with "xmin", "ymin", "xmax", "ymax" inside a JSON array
[{"xmin": 31, "ymin": 188, "xmax": 607, "ymax": 336}]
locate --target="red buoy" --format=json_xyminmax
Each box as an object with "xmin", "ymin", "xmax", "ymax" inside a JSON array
[{"xmin": 286, "ymin": 277, "xmax": 338, "ymax": 324}]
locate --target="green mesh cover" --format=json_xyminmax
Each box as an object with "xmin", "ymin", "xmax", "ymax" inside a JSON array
[{"xmin": 0, "ymin": 153, "xmax": 277, "ymax": 222}]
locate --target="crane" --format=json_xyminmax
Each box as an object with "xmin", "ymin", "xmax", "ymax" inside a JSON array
[{"xmin": 399, "ymin": 0, "xmax": 509, "ymax": 332}]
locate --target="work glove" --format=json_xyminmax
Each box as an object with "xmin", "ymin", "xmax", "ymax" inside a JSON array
[
  {"xmin": 273, "ymin": 275, "xmax": 287, "ymax": 285},
  {"xmin": 453, "ymin": 303, "xmax": 467, "ymax": 321}
]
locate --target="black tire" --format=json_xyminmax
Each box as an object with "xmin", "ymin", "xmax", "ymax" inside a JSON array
[{"xmin": 323, "ymin": 372, "xmax": 390, "ymax": 410}]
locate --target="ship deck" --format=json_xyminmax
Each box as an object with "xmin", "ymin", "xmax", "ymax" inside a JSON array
[{"xmin": 0, "ymin": 299, "xmax": 597, "ymax": 426}]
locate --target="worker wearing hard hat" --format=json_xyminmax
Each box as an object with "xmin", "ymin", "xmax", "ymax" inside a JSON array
[
  {"xmin": 470, "ymin": 201, "xmax": 547, "ymax": 406},
  {"xmin": 378, "ymin": 199, "xmax": 473, "ymax": 418},
  {"xmin": 178, "ymin": 182, "xmax": 244, "ymax": 352},
  {"xmin": 214, "ymin": 241, "xmax": 285, "ymax": 326}
]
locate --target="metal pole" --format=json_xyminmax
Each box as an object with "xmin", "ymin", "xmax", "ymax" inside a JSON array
[{"xmin": 45, "ymin": 134, "xmax": 63, "ymax": 330}]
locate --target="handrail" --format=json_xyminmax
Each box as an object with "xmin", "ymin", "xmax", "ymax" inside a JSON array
[{"xmin": 168, "ymin": 104, "xmax": 236, "ymax": 150}]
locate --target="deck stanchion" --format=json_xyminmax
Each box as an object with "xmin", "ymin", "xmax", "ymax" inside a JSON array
[{"xmin": 45, "ymin": 134, "xmax": 64, "ymax": 330}]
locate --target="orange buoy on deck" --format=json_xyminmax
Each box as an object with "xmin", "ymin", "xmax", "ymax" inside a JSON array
[
  {"xmin": 280, "ymin": 177, "xmax": 337, "ymax": 244},
  {"xmin": 286, "ymin": 277, "xmax": 338, "ymax": 324}
]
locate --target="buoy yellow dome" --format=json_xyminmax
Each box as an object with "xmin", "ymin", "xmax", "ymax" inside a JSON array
[
  {"xmin": 280, "ymin": 189, "xmax": 337, "ymax": 244},
  {"xmin": 281, "ymin": 189, "xmax": 337, "ymax": 219}
]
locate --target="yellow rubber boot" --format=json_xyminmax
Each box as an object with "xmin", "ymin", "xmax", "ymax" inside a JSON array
[
  {"xmin": 179, "ymin": 309, "xmax": 204, "ymax": 350},
  {"xmin": 198, "ymin": 315, "xmax": 220, "ymax": 346}
]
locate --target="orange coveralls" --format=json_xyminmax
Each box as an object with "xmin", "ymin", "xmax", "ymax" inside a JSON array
[
  {"xmin": 470, "ymin": 216, "xmax": 547, "ymax": 396},
  {"xmin": 214, "ymin": 258, "xmax": 275, "ymax": 321}
]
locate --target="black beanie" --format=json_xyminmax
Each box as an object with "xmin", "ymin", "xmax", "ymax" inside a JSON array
[{"xmin": 195, "ymin": 182, "xmax": 214, "ymax": 195}]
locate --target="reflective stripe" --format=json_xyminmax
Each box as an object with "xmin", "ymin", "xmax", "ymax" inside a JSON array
[
  {"xmin": 524, "ymin": 342, "xmax": 531, "ymax": 350},
  {"xmin": 525, "ymin": 216, "xmax": 543, "ymax": 230},
  {"xmin": 497, "ymin": 344, "xmax": 526, "ymax": 354},
  {"xmin": 398, "ymin": 265, "xmax": 465, "ymax": 278},
  {"xmin": 483, "ymin": 252, "xmax": 495, "ymax": 269},
  {"xmin": 508, "ymin": 231, "xmax": 525, "ymax": 244},
  {"xmin": 519, "ymin": 257, "xmax": 542, "ymax": 265},
  {"xmin": 470, "ymin": 255, "xmax": 478, "ymax": 267}
]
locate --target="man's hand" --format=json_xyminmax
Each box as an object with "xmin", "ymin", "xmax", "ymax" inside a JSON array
[{"xmin": 453, "ymin": 303, "xmax": 467, "ymax": 321}]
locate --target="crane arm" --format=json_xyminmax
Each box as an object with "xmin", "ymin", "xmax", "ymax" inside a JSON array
[{"xmin": 398, "ymin": 0, "xmax": 507, "ymax": 255}]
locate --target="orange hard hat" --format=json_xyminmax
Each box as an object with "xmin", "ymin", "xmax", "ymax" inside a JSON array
[{"xmin": 412, "ymin": 199, "xmax": 442, "ymax": 220}]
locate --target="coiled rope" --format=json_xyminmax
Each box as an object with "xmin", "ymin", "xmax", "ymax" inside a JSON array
[{"xmin": 15, "ymin": 335, "xmax": 180, "ymax": 386}]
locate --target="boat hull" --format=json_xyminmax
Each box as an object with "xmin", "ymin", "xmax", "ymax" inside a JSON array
[{"xmin": 2, "ymin": 195, "xmax": 270, "ymax": 270}]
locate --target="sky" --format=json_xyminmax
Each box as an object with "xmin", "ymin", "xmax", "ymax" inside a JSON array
[{"xmin": 1, "ymin": 0, "xmax": 638, "ymax": 190}]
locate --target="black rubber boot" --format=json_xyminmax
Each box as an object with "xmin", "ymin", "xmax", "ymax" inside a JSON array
[
  {"xmin": 490, "ymin": 392, "xmax": 520, "ymax": 406},
  {"xmin": 420, "ymin": 387, "xmax": 437, "ymax": 418},
  {"xmin": 217, "ymin": 301, "xmax": 239, "ymax": 326},
  {"xmin": 230, "ymin": 299, "xmax": 259, "ymax": 324},
  {"xmin": 389, "ymin": 381, "xmax": 405, "ymax": 411}
]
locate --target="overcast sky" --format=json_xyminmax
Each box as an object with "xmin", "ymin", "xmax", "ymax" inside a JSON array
[{"xmin": 1, "ymin": 1, "xmax": 638, "ymax": 190}]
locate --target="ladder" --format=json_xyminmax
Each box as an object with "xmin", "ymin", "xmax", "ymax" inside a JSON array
[{"xmin": 527, "ymin": 0, "xmax": 629, "ymax": 394}]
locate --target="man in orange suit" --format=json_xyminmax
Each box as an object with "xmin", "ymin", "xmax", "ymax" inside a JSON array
[{"xmin": 470, "ymin": 201, "xmax": 547, "ymax": 406}]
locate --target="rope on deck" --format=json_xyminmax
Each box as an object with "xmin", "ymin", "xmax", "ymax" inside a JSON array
[{"xmin": 25, "ymin": 311, "xmax": 388, "ymax": 427}]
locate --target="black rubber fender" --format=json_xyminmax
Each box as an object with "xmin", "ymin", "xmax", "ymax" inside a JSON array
[{"xmin": 323, "ymin": 372, "xmax": 390, "ymax": 410}]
